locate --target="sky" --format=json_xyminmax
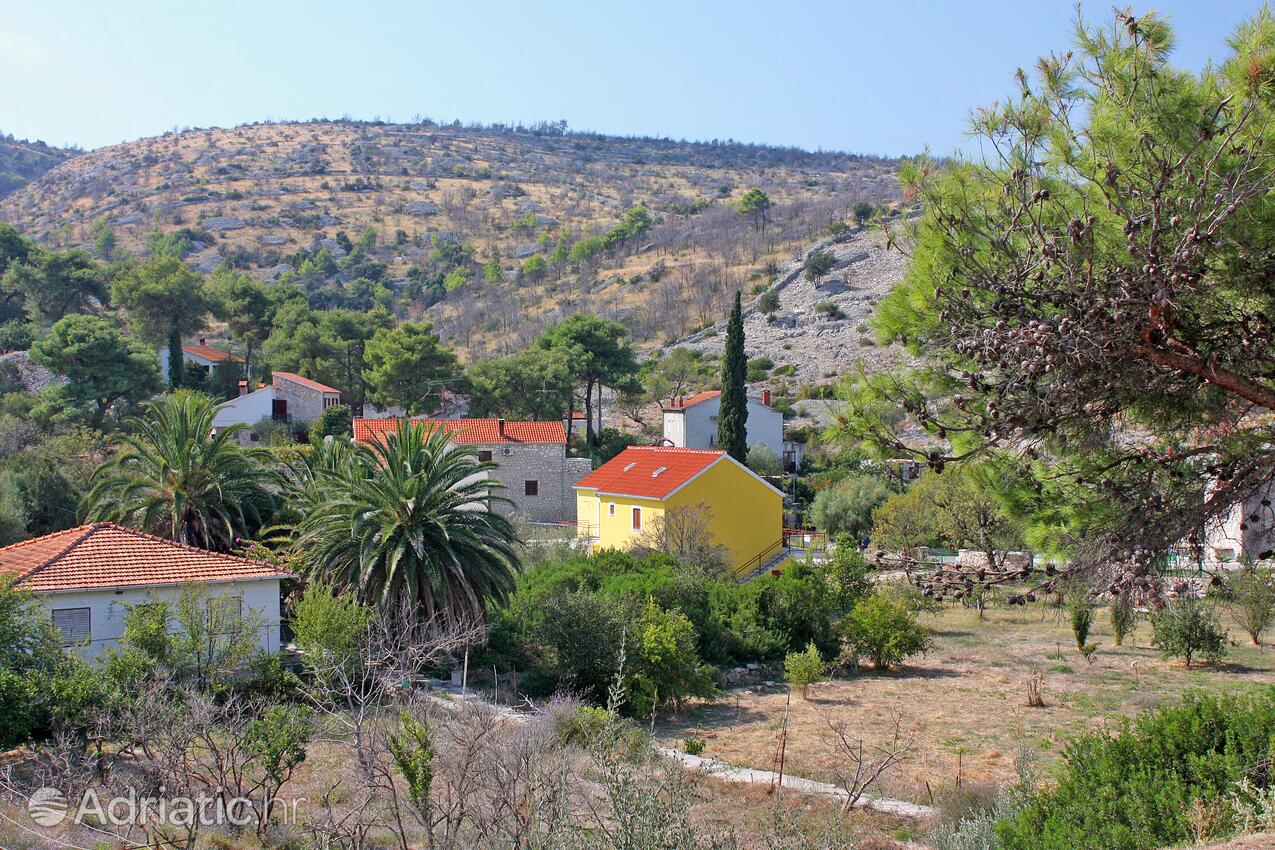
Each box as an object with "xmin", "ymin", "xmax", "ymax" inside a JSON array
[{"xmin": 0, "ymin": 1, "xmax": 1264, "ymax": 156}]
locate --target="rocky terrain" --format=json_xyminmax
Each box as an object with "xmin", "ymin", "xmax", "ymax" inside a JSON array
[
  {"xmin": 0, "ymin": 120, "xmax": 903, "ymax": 357},
  {"xmin": 0, "ymin": 134, "xmax": 74, "ymax": 199}
]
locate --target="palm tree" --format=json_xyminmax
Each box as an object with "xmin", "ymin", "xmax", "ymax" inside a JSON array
[
  {"xmin": 82, "ymin": 391, "xmax": 277, "ymax": 550},
  {"xmin": 290, "ymin": 420, "xmax": 520, "ymax": 622}
]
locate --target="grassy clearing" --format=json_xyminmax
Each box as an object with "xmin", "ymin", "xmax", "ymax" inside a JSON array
[{"xmin": 656, "ymin": 600, "xmax": 1275, "ymax": 805}]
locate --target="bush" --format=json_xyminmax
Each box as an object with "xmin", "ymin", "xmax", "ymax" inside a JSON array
[
  {"xmin": 1221, "ymin": 565, "xmax": 1275, "ymax": 645},
  {"xmin": 746, "ymin": 443, "xmax": 782, "ymax": 476},
  {"xmin": 757, "ymin": 289, "xmax": 780, "ymax": 314},
  {"xmin": 785, "ymin": 642, "xmax": 826, "ymax": 698},
  {"xmin": 310, "ymin": 403, "xmax": 353, "ymax": 446},
  {"xmin": 291, "ymin": 580, "xmax": 374, "ymax": 671},
  {"xmin": 1109, "ymin": 593, "xmax": 1137, "ymax": 647},
  {"xmin": 804, "ymin": 249, "xmax": 837, "ymax": 281},
  {"xmin": 842, "ymin": 589, "xmax": 933, "ymax": 670},
  {"xmin": 683, "ymin": 735, "xmax": 706, "ymax": 755},
  {"xmin": 997, "ymin": 689, "xmax": 1275, "ymax": 850},
  {"xmin": 1067, "ymin": 595, "xmax": 1095, "ymax": 651},
  {"xmin": 1150, "ymin": 598, "xmax": 1227, "ymax": 668},
  {"xmin": 811, "ymin": 474, "xmax": 895, "ymax": 539}
]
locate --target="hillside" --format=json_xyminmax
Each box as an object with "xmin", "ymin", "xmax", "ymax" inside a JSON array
[
  {"xmin": 0, "ymin": 134, "xmax": 75, "ymax": 199},
  {"xmin": 0, "ymin": 120, "xmax": 903, "ymax": 358}
]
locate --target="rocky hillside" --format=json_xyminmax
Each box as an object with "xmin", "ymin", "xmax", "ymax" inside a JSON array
[
  {"xmin": 0, "ymin": 134, "xmax": 75, "ymax": 199},
  {"xmin": 0, "ymin": 120, "xmax": 902, "ymax": 357}
]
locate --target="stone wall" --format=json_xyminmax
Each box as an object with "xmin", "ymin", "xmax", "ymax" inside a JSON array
[
  {"xmin": 474, "ymin": 442, "xmax": 592, "ymax": 523},
  {"xmin": 272, "ymin": 375, "xmax": 328, "ymax": 423}
]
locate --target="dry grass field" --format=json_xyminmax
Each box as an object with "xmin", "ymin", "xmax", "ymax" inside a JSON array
[{"xmin": 656, "ymin": 599, "xmax": 1275, "ymax": 807}]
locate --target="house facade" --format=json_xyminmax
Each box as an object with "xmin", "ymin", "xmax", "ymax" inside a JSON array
[
  {"xmin": 214, "ymin": 371, "xmax": 342, "ymax": 441},
  {"xmin": 574, "ymin": 445, "xmax": 785, "ymax": 575},
  {"xmin": 354, "ymin": 417, "xmax": 592, "ymax": 523},
  {"xmin": 0, "ymin": 523, "xmax": 291, "ymax": 660},
  {"xmin": 157, "ymin": 337, "xmax": 244, "ymax": 384},
  {"xmin": 1204, "ymin": 481, "xmax": 1275, "ymax": 566},
  {"xmin": 663, "ymin": 390, "xmax": 800, "ymax": 469}
]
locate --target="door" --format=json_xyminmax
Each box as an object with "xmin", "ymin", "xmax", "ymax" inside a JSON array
[{"xmin": 271, "ymin": 398, "xmax": 288, "ymax": 422}]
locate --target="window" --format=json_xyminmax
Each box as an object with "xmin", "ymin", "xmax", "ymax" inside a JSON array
[
  {"xmin": 52, "ymin": 608, "xmax": 90, "ymax": 645},
  {"xmin": 209, "ymin": 596, "xmax": 244, "ymax": 635},
  {"xmin": 608, "ymin": 503, "xmax": 616, "ymax": 518},
  {"xmin": 524, "ymin": 480, "xmax": 539, "ymax": 496},
  {"xmin": 249, "ymin": 432, "xmax": 260, "ymax": 442},
  {"xmin": 632, "ymin": 507, "xmax": 642, "ymax": 530},
  {"xmin": 478, "ymin": 450, "xmax": 493, "ymax": 462},
  {"xmin": 323, "ymin": 396, "xmax": 339, "ymax": 409}
]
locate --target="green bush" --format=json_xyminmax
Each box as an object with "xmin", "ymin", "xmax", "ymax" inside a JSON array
[
  {"xmin": 842, "ymin": 589, "xmax": 933, "ymax": 669},
  {"xmin": 1150, "ymin": 598, "xmax": 1227, "ymax": 668},
  {"xmin": 310, "ymin": 403, "xmax": 353, "ymax": 446},
  {"xmin": 1220, "ymin": 565, "xmax": 1275, "ymax": 645},
  {"xmin": 785, "ymin": 642, "xmax": 826, "ymax": 698},
  {"xmin": 997, "ymin": 689, "xmax": 1275, "ymax": 850},
  {"xmin": 757, "ymin": 289, "xmax": 780, "ymax": 314},
  {"xmin": 1067, "ymin": 595, "xmax": 1095, "ymax": 651},
  {"xmin": 803, "ymin": 249, "xmax": 837, "ymax": 281},
  {"xmin": 1109, "ymin": 593, "xmax": 1137, "ymax": 646},
  {"xmin": 683, "ymin": 735, "xmax": 706, "ymax": 755}
]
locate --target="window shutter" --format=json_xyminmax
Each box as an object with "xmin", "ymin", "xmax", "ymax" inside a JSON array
[{"xmin": 52, "ymin": 608, "xmax": 91, "ymax": 645}]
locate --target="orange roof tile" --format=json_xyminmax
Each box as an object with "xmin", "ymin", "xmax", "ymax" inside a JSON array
[
  {"xmin": 664, "ymin": 390, "xmax": 721, "ymax": 410},
  {"xmin": 353, "ymin": 417, "xmax": 567, "ymax": 445},
  {"xmin": 574, "ymin": 446, "xmax": 726, "ymax": 500},
  {"xmin": 182, "ymin": 344, "xmax": 243, "ymax": 363},
  {"xmin": 272, "ymin": 371, "xmax": 341, "ymax": 394},
  {"xmin": 0, "ymin": 523, "xmax": 291, "ymax": 593}
]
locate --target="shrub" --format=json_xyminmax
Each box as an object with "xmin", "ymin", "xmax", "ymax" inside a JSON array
[
  {"xmin": 683, "ymin": 736, "xmax": 706, "ymax": 755},
  {"xmin": 628, "ymin": 603, "xmax": 715, "ymax": 716},
  {"xmin": 291, "ymin": 580, "xmax": 374, "ymax": 671},
  {"xmin": 757, "ymin": 290, "xmax": 780, "ymax": 315},
  {"xmin": 842, "ymin": 590, "xmax": 933, "ymax": 670},
  {"xmin": 997, "ymin": 689, "xmax": 1275, "ymax": 850},
  {"xmin": 746, "ymin": 443, "xmax": 782, "ymax": 476},
  {"xmin": 803, "ymin": 249, "xmax": 837, "ymax": 281},
  {"xmin": 1150, "ymin": 598, "xmax": 1227, "ymax": 668},
  {"xmin": 785, "ymin": 642, "xmax": 827, "ymax": 698},
  {"xmin": 811, "ymin": 474, "xmax": 895, "ymax": 539},
  {"xmin": 1109, "ymin": 593, "xmax": 1137, "ymax": 646},
  {"xmin": 310, "ymin": 403, "xmax": 353, "ymax": 445},
  {"xmin": 1067, "ymin": 595, "xmax": 1095, "ymax": 651},
  {"xmin": 1221, "ymin": 565, "xmax": 1275, "ymax": 645}
]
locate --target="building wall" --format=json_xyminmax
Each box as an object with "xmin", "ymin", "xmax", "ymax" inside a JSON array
[
  {"xmin": 579, "ymin": 490, "xmax": 666, "ymax": 552},
  {"xmin": 672, "ymin": 397, "xmax": 784, "ymax": 456},
  {"xmin": 34, "ymin": 579, "xmax": 283, "ymax": 661},
  {"xmin": 213, "ymin": 386, "xmax": 277, "ymax": 430},
  {"xmin": 472, "ymin": 441, "xmax": 590, "ymax": 522},
  {"xmin": 1205, "ymin": 482, "xmax": 1275, "ymax": 565},
  {"xmin": 158, "ymin": 351, "xmax": 216, "ymax": 384},
  {"xmin": 272, "ymin": 375, "xmax": 333, "ymax": 423},
  {"xmin": 670, "ymin": 458, "xmax": 783, "ymax": 570}
]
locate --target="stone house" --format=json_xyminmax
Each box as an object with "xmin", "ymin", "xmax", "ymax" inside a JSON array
[
  {"xmin": 213, "ymin": 371, "xmax": 341, "ymax": 442},
  {"xmin": 353, "ymin": 418, "xmax": 592, "ymax": 523}
]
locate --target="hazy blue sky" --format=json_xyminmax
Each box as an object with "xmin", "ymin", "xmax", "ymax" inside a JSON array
[{"xmin": 0, "ymin": 1, "xmax": 1263, "ymax": 155}]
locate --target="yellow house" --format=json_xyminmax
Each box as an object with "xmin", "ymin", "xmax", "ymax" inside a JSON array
[{"xmin": 574, "ymin": 446, "xmax": 785, "ymax": 576}]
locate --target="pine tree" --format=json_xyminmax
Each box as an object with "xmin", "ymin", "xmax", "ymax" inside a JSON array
[
  {"xmin": 167, "ymin": 322, "xmax": 183, "ymax": 389},
  {"xmin": 717, "ymin": 291, "xmax": 747, "ymax": 462}
]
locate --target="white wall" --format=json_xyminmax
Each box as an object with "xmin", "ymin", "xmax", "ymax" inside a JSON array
[
  {"xmin": 213, "ymin": 386, "xmax": 277, "ymax": 429},
  {"xmin": 34, "ymin": 579, "xmax": 283, "ymax": 661},
  {"xmin": 158, "ymin": 351, "xmax": 215, "ymax": 385},
  {"xmin": 670, "ymin": 396, "xmax": 784, "ymax": 456}
]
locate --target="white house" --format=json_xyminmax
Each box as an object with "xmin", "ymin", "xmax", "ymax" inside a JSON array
[
  {"xmin": 0, "ymin": 522, "xmax": 291, "ymax": 660},
  {"xmin": 663, "ymin": 390, "xmax": 800, "ymax": 469},
  {"xmin": 1203, "ymin": 480, "xmax": 1275, "ymax": 566},
  {"xmin": 214, "ymin": 371, "xmax": 342, "ymax": 442},
  {"xmin": 158, "ymin": 337, "xmax": 244, "ymax": 384}
]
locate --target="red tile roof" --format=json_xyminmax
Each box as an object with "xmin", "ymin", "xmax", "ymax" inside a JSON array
[
  {"xmin": 664, "ymin": 390, "xmax": 721, "ymax": 410},
  {"xmin": 272, "ymin": 371, "xmax": 341, "ymax": 394},
  {"xmin": 574, "ymin": 446, "xmax": 725, "ymax": 500},
  {"xmin": 182, "ymin": 344, "xmax": 243, "ymax": 363},
  {"xmin": 0, "ymin": 523, "xmax": 291, "ymax": 593},
  {"xmin": 353, "ymin": 418, "xmax": 568, "ymax": 445}
]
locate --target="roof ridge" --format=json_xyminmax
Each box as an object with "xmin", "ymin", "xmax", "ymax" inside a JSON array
[
  {"xmin": 98, "ymin": 522, "xmax": 279, "ymax": 568},
  {"xmin": 11, "ymin": 523, "xmax": 104, "ymax": 583}
]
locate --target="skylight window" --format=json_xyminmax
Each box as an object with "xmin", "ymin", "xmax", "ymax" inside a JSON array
[
  {"xmin": 623, "ymin": 462, "xmax": 636, "ymax": 472},
  {"xmin": 651, "ymin": 466, "xmax": 667, "ymax": 478}
]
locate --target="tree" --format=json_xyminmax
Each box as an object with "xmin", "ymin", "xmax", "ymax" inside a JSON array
[
  {"xmin": 3, "ymin": 248, "xmax": 109, "ymax": 324},
  {"xmin": 630, "ymin": 503, "xmax": 730, "ymax": 573},
  {"xmin": 31, "ymin": 314, "xmax": 162, "ymax": 428},
  {"xmin": 870, "ymin": 468, "xmax": 1023, "ymax": 563},
  {"xmin": 851, "ymin": 201, "xmax": 875, "ymax": 227},
  {"xmin": 746, "ymin": 443, "xmax": 782, "ymax": 476},
  {"xmin": 166, "ymin": 323, "xmax": 183, "ymax": 389},
  {"xmin": 540, "ymin": 315, "xmax": 640, "ymax": 447},
  {"xmin": 717, "ymin": 292, "xmax": 747, "ymax": 462},
  {"xmin": 310, "ymin": 403, "xmax": 354, "ymax": 446},
  {"xmin": 811, "ymin": 474, "xmax": 896, "ymax": 540},
  {"xmin": 82, "ymin": 392, "xmax": 277, "ymax": 550},
  {"xmin": 467, "ymin": 349, "xmax": 572, "ymax": 422},
  {"xmin": 1149, "ymin": 598, "xmax": 1227, "ymax": 668},
  {"xmin": 803, "ymin": 249, "xmax": 836, "ymax": 281},
  {"xmin": 111, "ymin": 256, "xmax": 209, "ymax": 346},
  {"xmin": 363, "ymin": 322, "xmax": 461, "ymax": 415},
  {"xmin": 208, "ymin": 268, "xmax": 295, "ymax": 380},
  {"xmin": 263, "ymin": 301, "xmax": 334, "ymax": 380},
  {"xmin": 290, "ymin": 421, "xmax": 520, "ymax": 620},
  {"xmin": 1221, "ymin": 565, "xmax": 1275, "ymax": 645},
  {"xmin": 842, "ymin": 589, "xmax": 933, "ymax": 670},
  {"xmin": 837, "ymin": 8, "xmax": 1275, "ymax": 592},
  {"xmin": 320, "ymin": 308, "xmax": 393, "ymax": 415},
  {"xmin": 785, "ymin": 642, "xmax": 826, "ymax": 699},
  {"xmin": 735, "ymin": 188, "xmax": 772, "ymax": 234}
]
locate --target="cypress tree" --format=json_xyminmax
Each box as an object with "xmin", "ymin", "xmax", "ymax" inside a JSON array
[
  {"xmin": 717, "ymin": 291, "xmax": 747, "ymax": 462},
  {"xmin": 167, "ymin": 322, "xmax": 183, "ymax": 389}
]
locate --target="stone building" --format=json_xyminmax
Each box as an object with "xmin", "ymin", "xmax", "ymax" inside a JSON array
[
  {"xmin": 353, "ymin": 417, "xmax": 592, "ymax": 523},
  {"xmin": 213, "ymin": 371, "xmax": 341, "ymax": 443},
  {"xmin": 157, "ymin": 337, "xmax": 244, "ymax": 384}
]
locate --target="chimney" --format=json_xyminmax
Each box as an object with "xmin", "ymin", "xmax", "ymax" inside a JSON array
[
  {"xmin": 761, "ymin": 389, "xmax": 772, "ymax": 407},
  {"xmin": 497, "ymin": 418, "xmax": 506, "ymax": 439},
  {"xmin": 198, "ymin": 336, "xmax": 206, "ymax": 346},
  {"xmin": 237, "ymin": 380, "xmax": 249, "ymax": 397}
]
